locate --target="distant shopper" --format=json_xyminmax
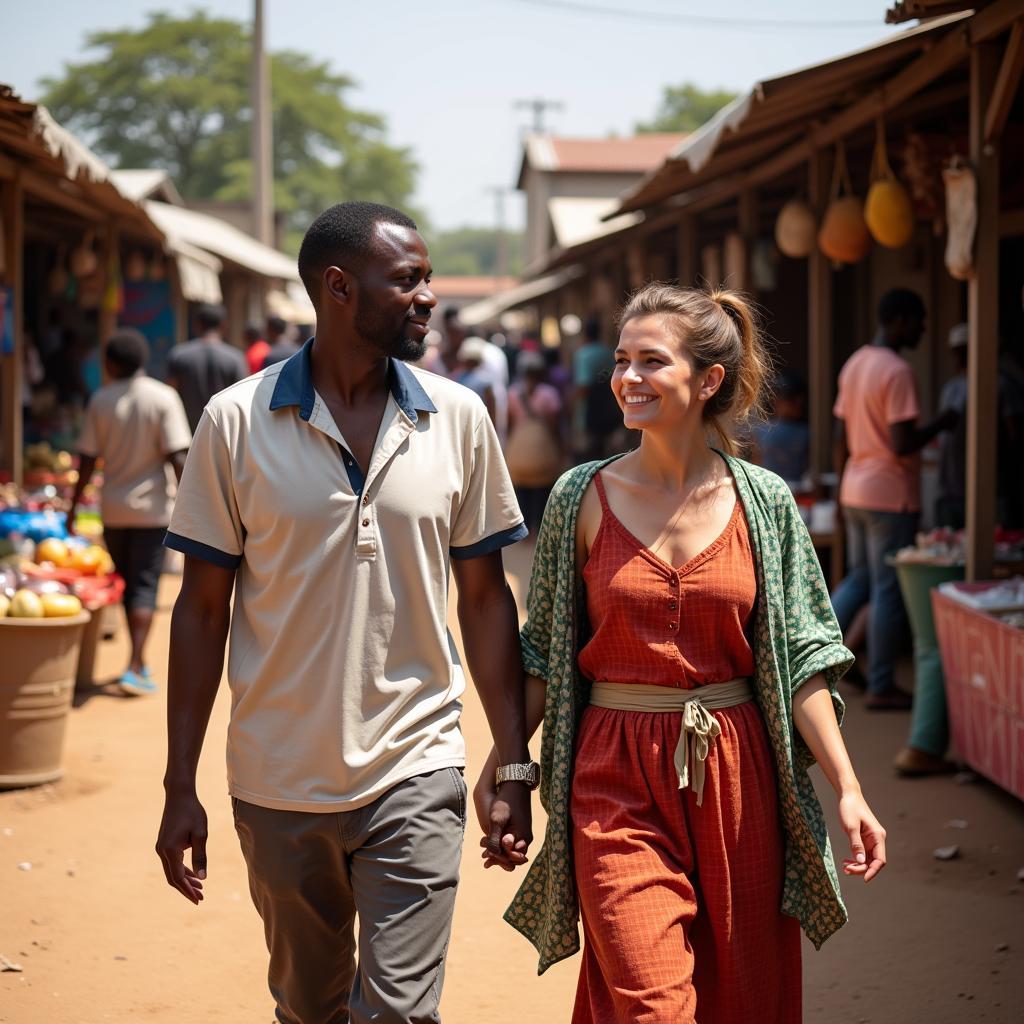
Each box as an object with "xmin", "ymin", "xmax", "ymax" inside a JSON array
[
  {"xmin": 934, "ymin": 322, "xmax": 1024, "ymax": 530},
  {"xmin": 751, "ymin": 369, "xmax": 810, "ymax": 484},
  {"xmin": 573, "ymin": 315, "xmax": 618, "ymax": 461},
  {"xmin": 420, "ymin": 306, "xmax": 465, "ymax": 378},
  {"xmin": 69, "ymin": 328, "xmax": 191, "ymax": 696},
  {"xmin": 243, "ymin": 321, "xmax": 270, "ymax": 375},
  {"xmin": 505, "ymin": 352, "xmax": 563, "ymax": 532},
  {"xmin": 167, "ymin": 303, "xmax": 247, "ymax": 432},
  {"xmin": 260, "ymin": 315, "xmax": 299, "ymax": 368},
  {"xmin": 456, "ymin": 336, "xmax": 496, "ymax": 425},
  {"xmin": 831, "ymin": 289, "xmax": 956, "ymax": 710}
]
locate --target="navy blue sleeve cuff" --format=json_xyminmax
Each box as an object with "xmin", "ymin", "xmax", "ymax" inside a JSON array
[
  {"xmin": 450, "ymin": 522, "xmax": 529, "ymax": 560},
  {"xmin": 163, "ymin": 530, "xmax": 242, "ymax": 570}
]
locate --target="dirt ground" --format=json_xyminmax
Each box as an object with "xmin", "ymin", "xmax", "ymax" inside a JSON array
[{"xmin": 2, "ymin": 539, "xmax": 1022, "ymax": 1023}]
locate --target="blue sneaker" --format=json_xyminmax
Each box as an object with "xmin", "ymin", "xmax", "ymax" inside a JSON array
[{"xmin": 118, "ymin": 669, "xmax": 158, "ymax": 697}]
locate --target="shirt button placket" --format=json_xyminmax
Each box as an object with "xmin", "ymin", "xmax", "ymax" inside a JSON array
[{"xmin": 668, "ymin": 574, "xmax": 679, "ymax": 632}]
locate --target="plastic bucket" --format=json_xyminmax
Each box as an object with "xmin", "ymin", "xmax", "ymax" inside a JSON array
[{"xmin": 0, "ymin": 612, "xmax": 90, "ymax": 788}]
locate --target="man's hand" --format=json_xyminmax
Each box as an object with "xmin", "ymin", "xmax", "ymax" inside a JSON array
[
  {"xmin": 478, "ymin": 780, "xmax": 532, "ymax": 872},
  {"xmin": 156, "ymin": 788, "xmax": 209, "ymax": 904}
]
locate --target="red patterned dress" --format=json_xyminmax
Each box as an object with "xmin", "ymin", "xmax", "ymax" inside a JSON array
[{"xmin": 570, "ymin": 471, "xmax": 802, "ymax": 1023}]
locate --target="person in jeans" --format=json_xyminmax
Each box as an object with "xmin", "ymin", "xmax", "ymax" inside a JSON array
[
  {"xmin": 70, "ymin": 328, "xmax": 192, "ymax": 695},
  {"xmin": 155, "ymin": 202, "xmax": 532, "ymax": 1024},
  {"xmin": 830, "ymin": 289, "xmax": 956, "ymax": 710}
]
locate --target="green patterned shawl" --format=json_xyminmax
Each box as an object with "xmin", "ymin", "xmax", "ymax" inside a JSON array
[{"xmin": 504, "ymin": 453, "xmax": 854, "ymax": 974}]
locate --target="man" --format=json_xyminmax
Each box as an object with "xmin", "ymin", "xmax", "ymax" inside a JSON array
[
  {"xmin": 243, "ymin": 321, "xmax": 270, "ymax": 375},
  {"xmin": 420, "ymin": 305, "xmax": 465, "ymax": 377},
  {"xmin": 167, "ymin": 302, "xmax": 248, "ymax": 432},
  {"xmin": 261, "ymin": 314, "xmax": 299, "ymax": 368},
  {"xmin": 831, "ymin": 288, "xmax": 956, "ymax": 710},
  {"xmin": 156, "ymin": 202, "xmax": 533, "ymax": 1024},
  {"xmin": 934, "ymin": 322, "xmax": 1024, "ymax": 530},
  {"xmin": 750, "ymin": 368, "xmax": 810, "ymax": 484},
  {"xmin": 70, "ymin": 328, "xmax": 191, "ymax": 695}
]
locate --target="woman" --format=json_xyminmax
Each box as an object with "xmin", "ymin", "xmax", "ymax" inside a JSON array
[{"xmin": 476, "ymin": 284, "xmax": 886, "ymax": 1023}]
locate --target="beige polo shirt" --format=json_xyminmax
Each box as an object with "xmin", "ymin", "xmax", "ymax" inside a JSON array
[
  {"xmin": 77, "ymin": 374, "xmax": 192, "ymax": 528},
  {"xmin": 165, "ymin": 339, "xmax": 526, "ymax": 812}
]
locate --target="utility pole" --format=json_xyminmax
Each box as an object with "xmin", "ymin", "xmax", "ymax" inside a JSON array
[
  {"xmin": 251, "ymin": 0, "xmax": 273, "ymax": 245},
  {"xmin": 514, "ymin": 97, "xmax": 564, "ymax": 134},
  {"xmin": 485, "ymin": 186, "xmax": 508, "ymax": 284}
]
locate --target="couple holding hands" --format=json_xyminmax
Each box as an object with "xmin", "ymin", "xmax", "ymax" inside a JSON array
[{"xmin": 157, "ymin": 201, "xmax": 883, "ymax": 1024}]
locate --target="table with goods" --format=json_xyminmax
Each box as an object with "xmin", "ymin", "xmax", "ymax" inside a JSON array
[{"xmin": 0, "ymin": 468, "xmax": 125, "ymax": 788}]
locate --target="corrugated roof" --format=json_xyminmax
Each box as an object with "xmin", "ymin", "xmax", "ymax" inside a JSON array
[
  {"xmin": 613, "ymin": 12, "xmax": 971, "ymax": 216},
  {"xmin": 429, "ymin": 276, "xmax": 519, "ymax": 298},
  {"xmin": 517, "ymin": 132, "xmax": 687, "ymax": 188}
]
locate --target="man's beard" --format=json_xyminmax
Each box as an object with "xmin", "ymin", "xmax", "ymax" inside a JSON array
[{"xmin": 355, "ymin": 303, "xmax": 427, "ymax": 362}]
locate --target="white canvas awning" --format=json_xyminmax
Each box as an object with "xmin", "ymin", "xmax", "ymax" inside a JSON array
[
  {"xmin": 144, "ymin": 200, "xmax": 299, "ymax": 281},
  {"xmin": 170, "ymin": 240, "xmax": 223, "ymax": 304},
  {"xmin": 548, "ymin": 196, "xmax": 642, "ymax": 250}
]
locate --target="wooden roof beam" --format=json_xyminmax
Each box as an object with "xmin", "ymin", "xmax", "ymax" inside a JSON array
[
  {"xmin": 985, "ymin": 19, "xmax": 1024, "ymax": 143},
  {"xmin": 23, "ymin": 169, "xmax": 106, "ymax": 222}
]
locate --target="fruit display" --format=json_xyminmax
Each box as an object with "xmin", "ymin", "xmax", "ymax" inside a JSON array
[
  {"xmin": 8, "ymin": 588, "xmax": 44, "ymax": 618},
  {"xmin": 24, "ymin": 443, "xmax": 79, "ymax": 488}
]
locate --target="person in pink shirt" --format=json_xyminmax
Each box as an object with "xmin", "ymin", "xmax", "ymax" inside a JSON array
[{"xmin": 831, "ymin": 289, "xmax": 957, "ymax": 711}]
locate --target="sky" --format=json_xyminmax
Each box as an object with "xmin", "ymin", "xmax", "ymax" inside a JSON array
[{"xmin": 0, "ymin": 0, "xmax": 907, "ymax": 232}]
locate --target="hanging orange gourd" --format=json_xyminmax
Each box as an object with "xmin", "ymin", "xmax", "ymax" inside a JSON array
[
  {"xmin": 865, "ymin": 118, "xmax": 915, "ymax": 249},
  {"xmin": 818, "ymin": 142, "xmax": 871, "ymax": 265}
]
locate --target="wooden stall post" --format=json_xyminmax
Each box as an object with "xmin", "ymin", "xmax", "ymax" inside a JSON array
[
  {"xmin": 738, "ymin": 188, "xmax": 759, "ymax": 293},
  {"xmin": 676, "ymin": 214, "xmax": 697, "ymax": 288},
  {"xmin": 966, "ymin": 40, "xmax": 1001, "ymax": 581},
  {"xmin": 0, "ymin": 171, "xmax": 24, "ymax": 484},
  {"xmin": 807, "ymin": 149, "xmax": 834, "ymax": 481}
]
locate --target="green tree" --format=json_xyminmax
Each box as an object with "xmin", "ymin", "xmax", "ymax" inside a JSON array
[
  {"xmin": 636, "ymin": 82, "xmax": 738, "ymax": 133},
  {"xmin": 426, "ymin": 227, "xmax": 525, "ymax": 278},
  {"xmin": 40, "ymin": 11, "xmax": 419, "ymax": 249}
]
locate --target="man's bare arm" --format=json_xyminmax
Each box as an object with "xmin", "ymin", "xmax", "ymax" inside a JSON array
[
  {"xmin": 155, "ymin": 555, "xmax": 234, "ymax": 904},
  {"xmin": 451, "ymin": 550, "xmax": 531, "ymax": 866}
]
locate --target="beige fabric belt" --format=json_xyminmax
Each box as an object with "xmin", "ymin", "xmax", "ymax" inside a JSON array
[{"xmin": 588, "ymin": 679, "xmax": 754, "ymax": 806}]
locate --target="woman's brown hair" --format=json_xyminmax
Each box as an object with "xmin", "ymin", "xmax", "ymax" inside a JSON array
[{"xmin": 616, "ymin": 283, "xmax": 771, "ymax": 455}]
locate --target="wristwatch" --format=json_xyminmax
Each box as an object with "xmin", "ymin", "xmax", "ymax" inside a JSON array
[{"xmin": 495, "ymin": 761, "xmax": 541, "ymax": 790}]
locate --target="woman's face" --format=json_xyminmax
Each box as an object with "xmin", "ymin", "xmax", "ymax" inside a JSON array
[{"xmin": 611, "ymin": 314, "xmax": 721, "ymax": 434}]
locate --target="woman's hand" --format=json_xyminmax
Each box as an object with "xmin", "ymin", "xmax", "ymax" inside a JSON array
[{"xmin": 838, "ymin": 789, "xmax": 887, "ymax": 882}]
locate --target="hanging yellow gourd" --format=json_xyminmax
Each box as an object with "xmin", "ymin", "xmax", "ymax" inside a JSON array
[
  {"xmin": 818, "ymin": 142, "xmax": 871, "ymax": 265},
  {"xmin": 865, "ymin": 118, "xmax": 914, "ymax": 249},
  {"xmin": 775, "ymin": 199, "xmax": 817, "ymax": 258}
]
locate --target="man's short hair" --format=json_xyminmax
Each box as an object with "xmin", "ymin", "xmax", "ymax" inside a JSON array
[
  {"xmin": 196, "ymin": 303, "xmax": 226, "ymax": 332},
  {"xmin": 267, "ymin": 315, "xmax": 287, "ymax": 335},
  {"xmin": 243, "ymin": 322, "xmax": 263, "ymax": 342},
  {"xmin": 297, "ymin": 202, "xmax": 418, "ymax": 305},
  {"xmin": 443, "ymin": 306, "xmax": 460, "ymax": 323},
  {"xmin": 584, "ymin": 315, "xmax": 602, "ymax": 342},
  {"xmin": 878, "ymin": 288, "xmax": 925, "ymax": 326},
  {"xmin": 104, "ymin": 328, "xmax": 149, "ymax": 376}
]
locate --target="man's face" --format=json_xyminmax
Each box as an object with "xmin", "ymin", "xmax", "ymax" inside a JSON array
[{"xmin": 351, "ymin": 224, "xmax": 436, "ymax": 361}]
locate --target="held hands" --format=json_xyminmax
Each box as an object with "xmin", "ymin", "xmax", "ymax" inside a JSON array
[
  {"xmin": 838, "ymin": 789, "xmax": 887, "ymax": 883},
  {"xmin": 155, "ymin": 788, "xmax": 209, "ymax": 904},
  {"xmin": 473, "ymin": 766, "xmax": 532, "ymax": 872}
]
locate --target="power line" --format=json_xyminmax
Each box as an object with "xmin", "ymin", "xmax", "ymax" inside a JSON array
[{"xmin": 507, "ymin": 0, "xmax": 880, "ymax": 30}]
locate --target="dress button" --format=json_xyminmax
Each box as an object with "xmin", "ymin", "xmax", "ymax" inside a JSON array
[
  {"xmin": 668, "ymin": 622, "xmax": 677, "ymax": 630},
  {"xmin": 362, "ymin": 518, "xmax": 370, "ymax": 527},
  {"xmin": 668, "ymin": 601, "xmax": 678, "ymax": 610}
]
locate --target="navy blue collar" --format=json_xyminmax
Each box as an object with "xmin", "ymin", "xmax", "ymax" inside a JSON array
[{"xmin": 269, "ymin": 336, "xmax": 437, "ymax": 423}]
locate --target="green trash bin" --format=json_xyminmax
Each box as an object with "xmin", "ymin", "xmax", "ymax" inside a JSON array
[{"xmin": 892, "ymin": 559, "xmax": 965, "ymax": 756}]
